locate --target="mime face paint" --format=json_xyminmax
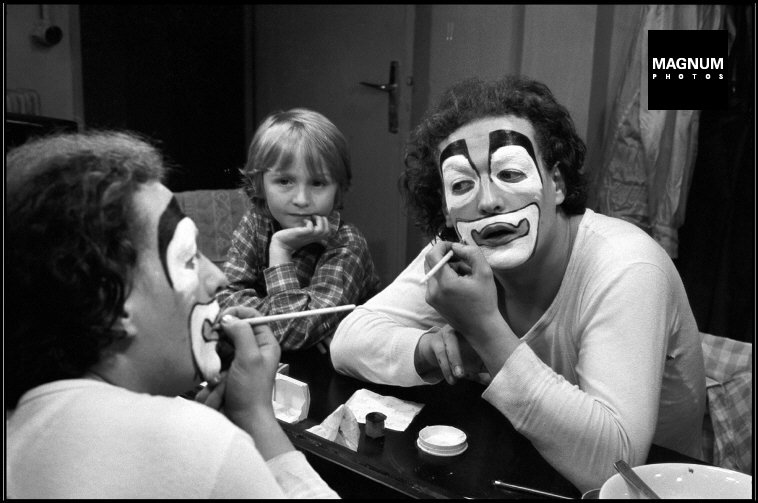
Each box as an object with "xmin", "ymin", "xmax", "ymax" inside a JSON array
[
  {"xmin": 439, "ymin": 117, "xmax": 545, "ymax": 270},
  {"xmin": 157, "ymin": 197, "xmax": 223, "ymax": 382}
]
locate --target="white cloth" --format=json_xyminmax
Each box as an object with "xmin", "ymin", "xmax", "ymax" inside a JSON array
[
  {"xmin": 331, "ymin": 209, "xmax": 705, "ymax": 492},
  {"xmin": 6, "ymin": 379, "xmax": 338, "ymax": 499}
]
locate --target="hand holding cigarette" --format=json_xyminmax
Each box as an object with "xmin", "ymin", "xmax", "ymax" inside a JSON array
[{"xmin": 421, "ymin": 250, "xmax": 455, "ymax": 284}]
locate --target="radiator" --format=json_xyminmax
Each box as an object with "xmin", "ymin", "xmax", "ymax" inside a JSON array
[{"xmin": 6, "ymin": 88, "xmax": 41, "ymax": 115}]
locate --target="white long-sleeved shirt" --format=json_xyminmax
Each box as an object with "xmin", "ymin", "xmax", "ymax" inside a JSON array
[
  {"xmin": 6, "ymin": 379, "xmax": 339, "ymax": 499},
  {"xmin": 331, "ymin": 209, "xmax": 705, "ymax": 492}
]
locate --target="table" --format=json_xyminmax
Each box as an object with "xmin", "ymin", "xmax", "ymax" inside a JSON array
[{"xmin": 278, "ymin": 349, "xmax": 705, "ymax": 499}]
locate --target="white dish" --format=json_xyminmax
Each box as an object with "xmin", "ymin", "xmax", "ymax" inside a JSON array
[
  {"xmin": 600, "ymin": 463, "xmax": 753, "ymax": 499},
  {"xmin": 418, "ymin": 425, "xmax": 467, "ymax": 450},
  {"xmin": 417, "ymin": 425, "xmax": 468, "ymax": 457},
  {"xmin": 416, "ymin": 437, "xmax": 468, "ymax": 457}
]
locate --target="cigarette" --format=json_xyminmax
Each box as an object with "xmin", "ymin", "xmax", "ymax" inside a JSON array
[
  {"xmin": 214, "ymin": 304, "xmax": 357, "ymax": 329},
  {"xmin": 421, "ymin": 250, "xmax": 454, "ymax": 284}
]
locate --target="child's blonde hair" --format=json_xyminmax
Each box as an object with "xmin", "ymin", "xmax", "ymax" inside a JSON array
[{"xmin": 241, "ymin": 108, "xmax": 351, "ymax": 210}]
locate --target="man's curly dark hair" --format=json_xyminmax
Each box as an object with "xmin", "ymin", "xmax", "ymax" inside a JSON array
[
  {"xmin": 400, "ymin": 75, "xmax": 588, "ymax": 241},
  {"xmin": 5, "ymin": 130, "xmax": 166, "ymax": 410}
]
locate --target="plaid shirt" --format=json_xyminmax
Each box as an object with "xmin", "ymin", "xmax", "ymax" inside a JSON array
[
  {"xmin": 217, "ymin": 207, "xmax": 381, "ymax": 351},
  {"xmin": 700, "ymin": 332, "xmax": 752, "ymax": 474}
]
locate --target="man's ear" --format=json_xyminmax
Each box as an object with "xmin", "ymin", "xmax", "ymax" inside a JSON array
[
  {"xmin": 112, "ymin": 295, "xmax": 140, "ymax": 338},
  {"xmin": 552, "ymin": 163, "xmax": 566, "ymax": 205}
]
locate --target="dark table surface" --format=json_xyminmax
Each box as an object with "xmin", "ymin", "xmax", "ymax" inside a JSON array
[{"xmin": 278, "ymin": 349, "xmax": 704, "ymax": 499}]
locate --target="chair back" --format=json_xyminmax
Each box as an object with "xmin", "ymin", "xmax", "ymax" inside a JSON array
[{"xmin": 174, "ymin": 188, "xmax": 251, "ymax": 268}]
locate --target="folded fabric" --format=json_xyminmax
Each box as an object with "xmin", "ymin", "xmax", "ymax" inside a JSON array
[{"xmin": 306, "ymin": 404, "xmax": 360, "ymax": 452}]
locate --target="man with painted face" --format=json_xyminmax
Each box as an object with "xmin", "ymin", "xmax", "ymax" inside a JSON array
[
  {"xmin": 330, "ymin": 75, "xmax": 706, "ymax": 492},
  {"xmin": 5, "ymin": 131, "xmax": 338, "ymax": 498}
]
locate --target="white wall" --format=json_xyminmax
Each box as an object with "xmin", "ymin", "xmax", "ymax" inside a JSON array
[
  {"xmin": 426, "ymin": 5, "xmax": 525, "ymax": 111},
  {"xmin": 5, "ymin": 4, "xmax": 639, "ymax": 157},
  {"xmin": 421, "ymin": 5, "xmax": 608, "ymax": 144},
  {"xmin": 5, "ymin": 4, "xmax": 83, "ymax": 124},
  {"xmin": 521, "ymin": 5, "xmax": 598, "ymax": 142}
]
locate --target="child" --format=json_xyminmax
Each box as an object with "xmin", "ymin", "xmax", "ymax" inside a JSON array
[{"xmin": 217, "ymin": 108, "xmax": 381, "ymax": 351}]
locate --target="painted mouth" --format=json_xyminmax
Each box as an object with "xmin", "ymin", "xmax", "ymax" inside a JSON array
[
  {"xmin": 471, "ymin": 219, "xmax": 529, "ymax": 247},
  {"xmin": 201, "ymin": 318, "xmax": 219, "ymax": 342},
  {"xmin": 216, "ymin": 336, "xmax": 235, "ymax": 371},
  {"xmin": 202, "ymin": 319, "xmax": 235, "ymax": 371}
]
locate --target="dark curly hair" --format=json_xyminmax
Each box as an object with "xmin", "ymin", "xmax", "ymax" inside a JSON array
[
  {"xmin": 5, "ymin": 130, "xmax": 165, "ymax": 409},
  {"xmin": 401, "ymin": 75, "xmax": 588, "ymax": 240}
]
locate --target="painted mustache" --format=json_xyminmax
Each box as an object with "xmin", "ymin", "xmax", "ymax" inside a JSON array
[{"xmin": 470, "ymin": 219, "xmax": 530, "ymax": 247}]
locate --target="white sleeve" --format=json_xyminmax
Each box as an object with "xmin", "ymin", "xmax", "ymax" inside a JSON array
[
  {"xmin": 482, "ymin": 263, "xmax": 673, "ymax": 493},
  {"xmin": 265, "ymin": 451, "xmax": 340, "ymax": 499},
  {"xmin": 210, "ymin": 432, "xmax": 338, "ymax": 498},
  {"xmin": 330, "ymin": 242, "xmax": 446, "ymax": 386}
]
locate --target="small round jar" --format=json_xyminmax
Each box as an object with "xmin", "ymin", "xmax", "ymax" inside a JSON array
[
  {"xmin": 416, "ymin": 425, "xmax": 468, "ymax": 464},
  {"xmin": 365, "ymin": 411, "xmax": 387, "ymax": 438}
]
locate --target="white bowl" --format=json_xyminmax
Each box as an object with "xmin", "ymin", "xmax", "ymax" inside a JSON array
[{"xmin": 600, "ymin": 463, "xmax": 753, "ymax": 499}]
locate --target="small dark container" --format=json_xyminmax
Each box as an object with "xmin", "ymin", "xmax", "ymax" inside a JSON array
[{"xmin": 365, "ymin": 411, "xmax": 387, "ymax": 438}]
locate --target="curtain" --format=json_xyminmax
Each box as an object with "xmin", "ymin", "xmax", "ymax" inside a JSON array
[
  {"xmin": 675, "ymin": 5, "xmax": 754, "ymax": 343},
  {"xmin": 592, "ymin": 5, "xmax": 727, "ymax": 258}
]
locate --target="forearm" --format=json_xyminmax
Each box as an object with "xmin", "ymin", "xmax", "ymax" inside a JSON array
[
  {"xmin": 331, "ymin": 307, "xmax": 438, "ymax": 386},
  {"xmin": 263, "ymin": 250, "xmax": 372, "ymax": 349},
  {"xmin": 217, "ymin": 284, "xmax": 267, "ymax": 310},
  {"xmin": 482, "ymin": 345, "xmax": 643, "ymax": 492},
  {"xmin": 244, "ymin": 414, "xmax": 296, "ymax": 461},
  {"xmin": 331, "ymin": 242, "xmax": 445, "ymax": 385},
  {"xmin": 219, "ymin": 238, "xmax": 268, "ymax": 310},
  {"xmin": 268, "ymin": 237, "xmax": 293, "ymax": 266},
  {"xmin": 462, "ymin": 315, "xmax": 520, "ymax": 375}
]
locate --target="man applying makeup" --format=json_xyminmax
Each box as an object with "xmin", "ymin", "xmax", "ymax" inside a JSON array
[
  {"xmin": 331, "ymin": 75, "xmax": 706, "ymax": 493},
  {"xmin": 6, "ymin": 131, "xmax": 338, "ymax": 498}
]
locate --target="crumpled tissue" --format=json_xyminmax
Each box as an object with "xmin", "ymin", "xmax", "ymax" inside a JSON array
[{"xmin": 306, "ymin": 404, "xmax": 360, "ymax": 452}]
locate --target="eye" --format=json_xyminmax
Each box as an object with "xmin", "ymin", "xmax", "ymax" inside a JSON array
[
  {"xmin": 451, "ymin": 179, "xmax": 475, "ymax": 194},
  {"xmin": 185, "ymin": 251, "xmax": 200, "ymax": 269},
  {"xmin": 275, "ymin": 177, "xmax": 293, "ymax": 186},
  {"xmin": 496, "ymin": 170, "xmax": 526, "ymax": 183},
  {"xmin": 312, "ymin": 179, "xmax": 328, "ymax": 188}
]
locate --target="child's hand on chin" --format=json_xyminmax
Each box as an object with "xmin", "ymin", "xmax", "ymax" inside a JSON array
[{"xmin": 271, "ymin": 215, "xmax": 332, "ymax": 257}]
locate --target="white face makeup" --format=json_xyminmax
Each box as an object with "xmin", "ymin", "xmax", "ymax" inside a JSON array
[
  {"xmin": 188, "ymin": 299, "xmax": 222, "ymax": 381},
  {"xmin": 455, "ymin": 204, "xmax": 540, "ymax": 269},
  {"xmin": 158, "ymin": 197, "xmax": 223, "ymax": 382},
  {"xmin": 440, "ymin": 126, "xmax": 544, "ymax": 269}
]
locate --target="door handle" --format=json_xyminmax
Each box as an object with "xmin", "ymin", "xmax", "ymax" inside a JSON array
[{"xmin": 360, "ymin": 61, "xmax": 398, "ymax": 133}]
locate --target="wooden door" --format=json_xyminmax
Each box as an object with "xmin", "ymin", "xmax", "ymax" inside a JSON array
[{"xmin": 253, "ymin": 5, "xmax": 415, "ymax": 287}]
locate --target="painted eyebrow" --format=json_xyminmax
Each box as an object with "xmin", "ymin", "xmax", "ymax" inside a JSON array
[
  {"xmin": 488, "ymin": 130, "xmax": 538, "ymax": 167},
  {"xmin": 157, "ymin": 196, "xmax": 188, "ymax": 289},
  {"xmin": 439, "ymin": 139, "xmax": 475, "ymax": 175}
]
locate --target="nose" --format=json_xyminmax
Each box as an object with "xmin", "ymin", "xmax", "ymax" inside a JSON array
[
  {"xmin": 477, "ymin": 177, "xmax": 506, "ymax": 214},
  {"xmin": 292, "ymin": 183, "xmax": 311, "ymax": 208},
  {"xmin": 200, "ymin": 255, "xmax": 228, "ymax": 297}
]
